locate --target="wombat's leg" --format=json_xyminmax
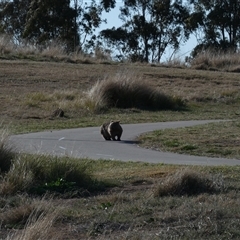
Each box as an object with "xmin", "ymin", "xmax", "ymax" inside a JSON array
[
  {"xmin": 104, "ymin": 132, "xmax": 111, "ymax": 140},
  {"xmin": 111, "ymin": 134, "xmax": 116, "ymax": 141},
  {"xmin": 117, "ymin": 135, "xmax": 121, "ymax": 141},
  {"xmin": 103, "ymin": 136, "xmax": 111, "ymax": 140},
  {"xmin": 101, "ymin": 129, "xmax": 111, "ymax": 140}
]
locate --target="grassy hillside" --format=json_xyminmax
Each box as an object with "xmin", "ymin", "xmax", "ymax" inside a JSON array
[
  {"xmin": 1, "ymin": 59, "xmax": 240, "ymax": 133},
  {"xmin": 1, "ymin": 54, "xmax": 240, "ymax": 239}
]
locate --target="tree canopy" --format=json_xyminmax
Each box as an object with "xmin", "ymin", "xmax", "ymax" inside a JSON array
[
  {"xmin": 23, "ymin": 0, "xmax": 77, "ymax": 51},
  {"xmin": 0, "ymin": 0, "xmax": 112, "ymax": 52},
  {"xmin": 186, "ymin": 0, "xmax": 240, "ymax": 56},
  {"xmin": 0, "ymin": 0, "xmax": 239, "ymax": 60},
  {"xmin": 100, "ymin": 0, "xmax": 190, "ymax": 62}
]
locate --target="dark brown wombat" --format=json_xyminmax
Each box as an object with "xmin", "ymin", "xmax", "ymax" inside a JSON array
[{"xmin": 100, "ymin": 121, "xmax": 123, "ymax": 141}]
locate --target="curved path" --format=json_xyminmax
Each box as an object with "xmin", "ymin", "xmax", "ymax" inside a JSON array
[{"xmin": 10, "ymin": 120, "xmax": 240, "ymax": 166}]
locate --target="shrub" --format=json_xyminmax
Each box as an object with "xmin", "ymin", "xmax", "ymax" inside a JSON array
[
  {"xmin": 86, "ymin": 71, "xmax": 184, "ymax": 111},
  {"xmin": 154, "ymin": 168, "xmax": 223, "ymax": 197}
]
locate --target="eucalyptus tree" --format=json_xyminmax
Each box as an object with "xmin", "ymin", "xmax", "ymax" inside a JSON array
[
  {"xmin": 186, "ymin": 0, "xmax": 240, "ymax": 55},
  {"xmin": 23, "ymin": 0, "xmax": 78, "ymax": 51},
  {"xmin": 0, "ymin": 0, "xmax": 114, "ymax": 52},
  {"xmin": 0, "ymin": 0, "xmax": 30, "ymax": 42},
  {"xmin": 100, "ymin": 0, "xmax": 190, "ymax": 62},
  {"xmin": 77, "ymin": 0, "xmax": 104, "ymax": 53}
]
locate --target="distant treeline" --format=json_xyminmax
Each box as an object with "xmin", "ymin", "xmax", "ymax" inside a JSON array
[{"xmin": 0, "ymin": 0, "xmax": 239, "ymax": 62}]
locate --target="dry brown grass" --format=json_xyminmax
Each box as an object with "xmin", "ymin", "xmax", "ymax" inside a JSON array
[
  {"xmin": 0, "ymin": 35, "xmax": 15, "ymax": 55},
  {"xmin": 154, "ymin": 168, "xmax": 223, "ymax": 197},
  {"xmin": 0, "ymin": 34, "xmax": 113, "ymax": 64},
  {"xmin": 1, "ymin": 58, "xmax": 240, "ymax": 134},
  {"xmin": 4, "ymin": 197, "xmax": 60, "ymax": 240},
  {"xmin": 191, "ymin": 50, "xmax": 240, "ymax": 72}
]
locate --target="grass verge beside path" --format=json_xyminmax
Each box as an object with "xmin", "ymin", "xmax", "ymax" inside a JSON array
[
  {"xmin": 7, "ymin": 100, "xmax": 240, "ymax": 134},
  {"xmin": 138, "ymin": 120, "xmax": 240, "ymax": 160},
  {"xmin": 1, "ymin": 155, "xmax": 240, "ymax": 239}
]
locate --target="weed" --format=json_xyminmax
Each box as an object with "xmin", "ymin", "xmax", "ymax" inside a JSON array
[{"xmin": 31, "ymin": 177, "xmax": 78, "ymax": 195}]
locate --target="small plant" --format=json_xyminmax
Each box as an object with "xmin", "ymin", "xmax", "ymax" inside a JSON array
[{"xmin": 33, "ymin": 177, "xmax": 77, "ymax": 195}]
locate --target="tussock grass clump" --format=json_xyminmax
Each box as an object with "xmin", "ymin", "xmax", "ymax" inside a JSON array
[
  {"xmin": 1, "ymin": 198, "xmax": 37, "ymax": 227},
  {"xmin": 0, "ymin": 155, "xmax": 104, "ymax": 196},
  {"xmin": 87, "ymin": 71, "xmax": 184, "ymax": 111},
  {"xmin": 2, "ymin": 197, "xmax": 60, "ymax": 239},
  {"xmin": 191, "ymin": 50, "xmax": 240, "ymax": 71},
  {"xmin": 0, "ymin": 126, "xmax": 15, "ymax": 173},
  {"xmin": 154, "ymin": 168, "xmax": 223, "ymax": 197}
]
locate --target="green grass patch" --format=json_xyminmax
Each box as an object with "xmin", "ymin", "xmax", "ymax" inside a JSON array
[
  {"xmin": 164, "ymin": 139, "xmax": 181, "ymax": 148},
  {"xmin": 181, "ymin": 144, "xmax": 198, "ymax": 151},
  {"xmin": 138, "ymin": 120, "xmax": 240, "ymax": 159}
]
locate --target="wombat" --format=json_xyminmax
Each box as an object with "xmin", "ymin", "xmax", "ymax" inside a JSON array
[{"xmin": 100, "ymin": 121, "xmax": 123, "ymax": 141}]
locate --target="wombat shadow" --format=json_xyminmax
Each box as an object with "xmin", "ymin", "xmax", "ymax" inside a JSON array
[{"xmin": 120, "ymin": 140, "xmax": 140, "ymax": 145}]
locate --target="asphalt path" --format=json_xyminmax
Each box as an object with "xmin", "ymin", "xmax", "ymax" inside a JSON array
[{"xmin": 10, "ymin": 120, "xmax": 240, "ymax": 166}]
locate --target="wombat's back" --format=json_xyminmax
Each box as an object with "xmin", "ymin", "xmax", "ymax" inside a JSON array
[{"xmin": 108, "ymin": 121, "xmax": 123, "ymax": 141}]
